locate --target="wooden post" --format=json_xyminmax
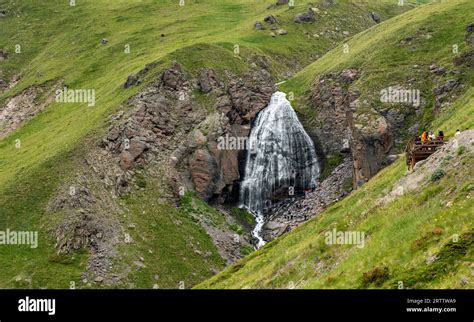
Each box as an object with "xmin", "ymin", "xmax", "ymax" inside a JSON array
[{"xmin": 409, "ymin": 156, "xmax": 415, "ymax": 173}]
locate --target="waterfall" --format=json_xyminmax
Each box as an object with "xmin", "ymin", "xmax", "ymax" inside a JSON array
[{"xmin": 240, "ymin": 91, "xmax": 320, "ymax": 248}]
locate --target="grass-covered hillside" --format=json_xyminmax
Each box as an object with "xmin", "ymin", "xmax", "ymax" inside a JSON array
[
  {"xmin": 0, "ymin": 0, "xmax": 423, "ymax": 288},
  {"xmin": 199, "ymin": 122, "xmax": 474, "ymax": 289},
  {"xmin": 199, "ymin": 130, "xmax": 473, "ymax": 289},
  {"xmin": 282, "ymin": 0, "xmax": 473, "ymax": 138},
  {"xmin": 198, "ymin": 0, "xmax": 474, "ymax": 289}
]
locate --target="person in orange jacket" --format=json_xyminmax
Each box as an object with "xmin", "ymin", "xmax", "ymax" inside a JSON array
[{"xmin": 421, "ymin": 131, "xmax": 427, "ymax": 142}]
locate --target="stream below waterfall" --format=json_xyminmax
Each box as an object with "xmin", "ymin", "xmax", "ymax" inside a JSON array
[{"xmin": 239, "ymin": 91, "xmax": 320, "ymax": 248}]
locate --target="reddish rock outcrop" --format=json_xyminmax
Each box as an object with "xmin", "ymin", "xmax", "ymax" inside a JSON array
[
  {"xmin": 189, "ymin": 149, "xmax": 219, "ymax": 199},
  {"xmin": 182, "ymin": 67, "xmax": 275, "ymax": 201},
  {"xmin": 105, "ymin": 61, "xmax": 275, "ymax": 201},
  {"xmin": 222, "ymin": 69, "xmax": 275, "ymax": 124},
  {"xmin": 161, "ymin": 61, "xmax": 186, "ymax": 90},
  {"xmin": 309, "ymin": 69, "xmax": 359, "ymax": 155},
  {"xmin": 350, "ymin": 115, "xmax": 392, "ymax": 187},
  {"xmin": 198, "ymin": 68, "xmax": 219, "ymax": 93},
  {"xmin": 309, "ymin": 68, "xmax": 394, "ymax": 188}
]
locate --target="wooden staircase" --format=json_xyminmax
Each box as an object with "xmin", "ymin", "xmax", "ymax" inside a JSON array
[{"xmin": 405, "ymin": 139, "xmax": 445, "ymax": 171}]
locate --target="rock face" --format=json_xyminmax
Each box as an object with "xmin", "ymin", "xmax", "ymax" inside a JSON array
[
  {"xmin": 309, "ymin": 68, "xmax": 394, "ymax": 188},
  {"xmin": 189, "ymin": 149, "xmax": 219, "ymax": 199},
  {"xmin": 351, "ymin": 114, "xmax": 392, "ymax": 187},
  {"xmin": 429, "ymin": 64, "xmax": 446, "ymax": 75},
  {"xmin": 105, "ymin": 61, "xmax": 275, "ymax": 202},
  {"xmin": 308, "ymin": 51, "xmax": 471, "ymax": 188},
  {"xmin": 162, "ymin": 61, "xmax": 186, "ymax": 90},
  {"xmin": 220, "ymin": 69, "xmax": 275, "ymax": 125},
  {"xmin": 123, "ymin": 74, "xmax": 138, "ymax": 88},
  {"xmin": 294, "ymin": 9, "xmax": 316, "ymax": 23},
  {"xmin": 454, "ymin": 50, "xmax": 474, "ymax": 70},
  {"xmin": 198, "ymin": 68, "xmax": 219, "ymax": 93},
  {"xmin": 192, "ymin": 68, "xmax": 275, "ymax": 201},
  {"xmin": 433, "ymin": 78, "xmax": 460, "ymax": 111},
  {"xmin": 309, "ymin": 69, "xmax": 359, "ymax": 156},
  {"xmin": 104, "ymin": 62, "xmax": 197, "ymax": 179},
  {"xmin": 118, "ymin": 138, "xmax": 148, "ymax": 170},
  {"xmin": 433, "ymin": 79, "xmax": 459, "ymax": 96},
  {"xmin": 369, "ymin": 12, "xmax": 381, "ymax": 24},
  {"xmin": 264, "ymin": 15, "xmax": 278, "ymax": 24},
  {"xmin": 254, "ymin": 21, "xmax": 264, "ymax": 30},
  {"xmin": 467, "ymin": 23, "xmax": 474, "ymax": 33}
]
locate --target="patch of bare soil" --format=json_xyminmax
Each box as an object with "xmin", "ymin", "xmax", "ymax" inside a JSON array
[{"xmin": 0, "ymin": 80, "xmax": 61, "ymax": 138}]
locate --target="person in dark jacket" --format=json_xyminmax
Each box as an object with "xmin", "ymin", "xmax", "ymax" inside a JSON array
[{"xmin": 437, "ymin": 130, "xmax": 444, "ymax": 141}]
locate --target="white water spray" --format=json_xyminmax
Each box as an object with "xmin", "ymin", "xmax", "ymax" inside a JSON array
[{"xmin": 240, "ymin": 92, "xmax": 320, "ymax": 248}]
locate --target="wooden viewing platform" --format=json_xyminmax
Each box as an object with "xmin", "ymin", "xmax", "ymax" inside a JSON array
[{"xmin": 405, "ymin": 139, "xmax": 446, "ymax": 171}]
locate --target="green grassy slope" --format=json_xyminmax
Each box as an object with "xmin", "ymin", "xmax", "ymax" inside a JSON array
[
  {"xmin": 199, "ymin": 149, "xmax": 473, "ymax": 288},
  {"xmin": 0, "ymin": 0, "xmax": 420, "ymax": 288},
  {"xmin": 198, "ymin": 106, "xmax": 474, "ymax": 289},
  {"xmin": 0, "ymin": 0, "xmax": 418, "ymax": 188},
  {"xmin": 282, "ymin": 0, "xmax": 473, "ymax": 136},
  {"xmin": 198, "ymin": 0, "xmax": 474, "ymax": 289}
]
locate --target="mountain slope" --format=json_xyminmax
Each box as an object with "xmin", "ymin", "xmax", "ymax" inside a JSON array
[
  {"xmin": 198, "ymin": 129, "xmax": 474, "ymax": 289},
  {"xmin": 198, "ymin": 0, "xmax": 474, "ymax": 289},
  {"xmin": 0, "ymin": 0, "xmax": 422, "ymax": 288}
]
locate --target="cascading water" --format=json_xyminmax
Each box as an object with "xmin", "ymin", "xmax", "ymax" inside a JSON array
[{"xmin": 240, "ymin": 91, "xmax": 320, "ymax": 248}]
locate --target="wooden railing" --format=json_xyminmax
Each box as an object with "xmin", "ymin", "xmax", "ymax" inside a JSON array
[{"xmin": 405, "ymin": 139, "xmax": 446, "ymax": 170}]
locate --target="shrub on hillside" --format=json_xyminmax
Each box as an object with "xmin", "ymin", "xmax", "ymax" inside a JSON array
[
  {"xmin": 430, "ymin": 169, "xmax": 445, "ymax": 182},
  {"xmin": 231, "ymin": 207, "xmax": 255, "ymax": 225},
  {"xmin": 362, "ymin": 266, "xmax": 390, "ymax": 287}
]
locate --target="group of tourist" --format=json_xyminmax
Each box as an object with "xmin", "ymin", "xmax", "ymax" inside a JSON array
[{"xmin": 415, "ymin": 130, "xmax": 444, "ymax": 144}]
